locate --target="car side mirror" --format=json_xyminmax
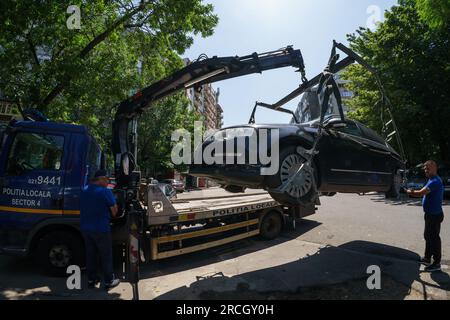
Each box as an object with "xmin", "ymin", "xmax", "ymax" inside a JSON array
[{"xmin": 325, "ymin": 122, "xmax": 347, "ymax": 130}]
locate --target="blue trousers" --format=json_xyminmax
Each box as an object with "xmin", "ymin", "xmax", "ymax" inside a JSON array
[
  {"xmin": 424, "ymin": 213, "xmax": 444, "ymax": 264},
  {"xmin": 82, "ymin": 231, "xmax": 114, "ymax": 283}
]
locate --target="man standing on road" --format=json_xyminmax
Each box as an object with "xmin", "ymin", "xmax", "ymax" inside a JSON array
[
  {"xmin": 80, "ymin": 169, "xmax": 121, "ymax": 290},
  {"xmin": 407, "ymin": 160, "xmax": 444, "ymax": 272}
]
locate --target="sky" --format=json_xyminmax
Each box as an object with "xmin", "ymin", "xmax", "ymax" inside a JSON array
[{"xmin": 184, "ymin": 0, "xmax": 398, "ymax": 127}]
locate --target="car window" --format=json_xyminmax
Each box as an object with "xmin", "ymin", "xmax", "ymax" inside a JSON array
[
  {"xmin": 6, "ymin": 132, "xmax": 64, "ymax": 175},
  {"xmin": 336, "ymin": 121, "xmax": 362, "ymax": 137}
]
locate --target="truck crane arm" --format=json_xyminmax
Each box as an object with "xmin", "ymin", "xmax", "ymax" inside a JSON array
[{"xmin": 112, "ymin": 46, "xmax": 307, "ymax": 190}]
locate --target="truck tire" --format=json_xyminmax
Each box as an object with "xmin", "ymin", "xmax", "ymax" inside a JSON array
[
  {"xmin": 260, "ymin": 211, "xmax": 283, "ymax": 240},
  {"xmin": 385, "ymin": 170, "xmax": 402, "ymax": 199},
  {"xmin": 36, "ymin": 231, "xmax": 84, "ymax": 277}
]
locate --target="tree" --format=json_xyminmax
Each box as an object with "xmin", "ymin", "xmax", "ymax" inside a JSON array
[
  {"xmin": 0, "ymin": 0, "xmax": 218, "ymax": 172},
  {"xmin": 137, "ymin": 94, "xmax": 200, "ymax": 177},
  {"xmin": 343, "ymin": 0, "xmax": 450, "ymax": 165},
  {"xmin": 416, "ymin": 0, "xmax": 450, "ymax": 30}
]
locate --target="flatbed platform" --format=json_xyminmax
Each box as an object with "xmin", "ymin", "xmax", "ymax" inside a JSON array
[
  {"xmin": 143, "ymin": 187, "xmax": 318, "ymax": 261},
  {"xmin": 147, "ymin": 190, "xmax": 280, "ymax": 226}
]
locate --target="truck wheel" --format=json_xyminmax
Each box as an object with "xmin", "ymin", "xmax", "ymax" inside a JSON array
[
  {"xmin": 266, "ymin": 146, "xmax": 317, "ymax": 206},
  {"xmin": 260, "ymin": 211, "xmax": 283, "ymax": 240},
  {"xmin": 36, "ymin": 231, "xmax": 84, "ymax": 277},
  {"xmin": 385, "ymin": 170, "xmax": 402, "ymax": 199}
]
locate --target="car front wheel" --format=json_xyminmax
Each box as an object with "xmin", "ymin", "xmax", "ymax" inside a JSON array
[{"xmin": 266, "ymin": 146, "xmax": 318, "ymax": 206}]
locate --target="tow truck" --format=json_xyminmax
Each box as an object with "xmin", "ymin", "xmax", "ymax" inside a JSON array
[
  {"xmin": 0, "ymin": 45, "xmax": 317, "ymax": 298},
  {"xmin": 0, "ymin": 41, "xmax": 402, "ymax": 299}
]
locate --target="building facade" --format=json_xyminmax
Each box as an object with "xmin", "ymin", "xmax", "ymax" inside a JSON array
[
  {"xmin": 0, "ymin": 93, "xmax": 21, "ymax": 131},
  {"xmin": 180, "ymin": 59, "xmax": 225, "ymax": 188}
]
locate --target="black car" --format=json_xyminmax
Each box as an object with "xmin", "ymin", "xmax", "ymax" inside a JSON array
[
  {"xmin": 438, "ymin": 165, "xmax": 450, "ymax": 199},
  {"xmin": 189, "ymin": 116, "xmax": 405, "ymax": 206}
]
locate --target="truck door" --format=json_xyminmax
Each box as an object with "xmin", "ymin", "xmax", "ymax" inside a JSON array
[
  {"xmin": 61, "ymin": 134, "xmax": 103, "ymax": 216},
  {"xmin": 0, "ymin": 130, "xmax": 66, "ymax": 217}
]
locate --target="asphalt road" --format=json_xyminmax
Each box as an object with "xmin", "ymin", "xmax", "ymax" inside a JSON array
[
  {"xmin": 305, "ymin": 193, "xmax": 450, "ymax": 264},
  {"xmin": 0, "ymin": 190, "xmax": 449, "ymax": 300}
]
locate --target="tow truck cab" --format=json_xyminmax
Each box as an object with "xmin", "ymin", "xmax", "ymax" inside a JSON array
[{"xmin": 0, "ymin": 120, "xmax": 104, "ymax": 274}]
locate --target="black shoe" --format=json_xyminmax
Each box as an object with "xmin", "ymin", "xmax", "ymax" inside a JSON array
[
  {"xmin": 424, "ymin": 263, "xmax": 441, "ymax": 272},
  {"xmin": 419, "ymin": 257, "xmax": 431, "ymax": 266},
  {"xmin": 104, "ymin": 278, "xmax": 120, "ymax": 291},
  {"xmin": 88, "ymin": 279, "xmax": 101, "ymax": 289}
]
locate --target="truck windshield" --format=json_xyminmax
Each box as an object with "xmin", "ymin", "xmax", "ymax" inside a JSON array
[{"xmin": 6, "ymin": 132, "xmax": 64, "ymax": 175}]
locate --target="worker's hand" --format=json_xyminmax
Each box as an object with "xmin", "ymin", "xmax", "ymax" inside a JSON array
[
  {"xmin": 406, "ymin": 189, "xmax": 413, "ymax": 195},
  {"xmin": 110, "ymin": 205, "xmax": 119, "ymax": 218}
]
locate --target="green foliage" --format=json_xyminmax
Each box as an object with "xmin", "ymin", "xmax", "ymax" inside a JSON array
[
  {"xmin": 415, "ymin": 0, "xmax": 450, "ymax": 29},
  {"xmin": 0, "ymin": 0, "xmax": 218, "ymax": 173},
  {"xmin": 137, "ymin": 94, "xmax": 201, "ymax": 177},
  {"xmin": 344, "ymin": 0, "xmax": 450, "ymax": 164}
]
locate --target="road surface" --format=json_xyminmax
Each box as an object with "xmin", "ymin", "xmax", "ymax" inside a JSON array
[{"xmin": 0, "ymin": 190, "xmax": 449, "ymax": 300}]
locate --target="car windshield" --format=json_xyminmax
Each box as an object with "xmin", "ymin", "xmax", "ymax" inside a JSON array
[{"xmin": 293, "ymin": 88, "xmax": 342, "ymax": 124}]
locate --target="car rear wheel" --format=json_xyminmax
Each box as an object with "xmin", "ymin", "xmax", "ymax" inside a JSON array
[
  {"xmin": 266, "ymin": 146, "xmax": 318, "ymax": 206},
  {"xmin": 36, "ymin": 231, "xmax": 84, "ymax": 277},
  {"xmin": 385, "ymin": 169, "xmax": 402, "ymax": 199}
]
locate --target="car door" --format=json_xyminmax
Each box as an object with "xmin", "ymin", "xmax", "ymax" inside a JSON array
[
  {"xmin": 319, "ymin": 120, "xmax": 374, "ymax": 189},
  {"xmin": 356, "ymin": 123, "xmax": 393, "ymax": 187}
]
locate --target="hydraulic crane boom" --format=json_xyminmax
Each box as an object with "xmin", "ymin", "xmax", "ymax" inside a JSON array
[
  {"xmin": 112, "ymin": 46, "xmax": 307, "ymax": 191},
  {"xmin": 111, "ymin": 46, "xmax": 308, "ymax": 299}
]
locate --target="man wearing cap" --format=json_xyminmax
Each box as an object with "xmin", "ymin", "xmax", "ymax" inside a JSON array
[
  {"xmin": 407, "ymin": 160, "xmax": 445, "ymax": 272},
  {"xmin": 80, "ymin": 169, "xmax": 120, "ymax": 290}
]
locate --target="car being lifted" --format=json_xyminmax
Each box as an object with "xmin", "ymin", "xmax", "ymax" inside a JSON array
[
  {"xmin": 189, "ymin": 41, "xmax": 406, "ymax": 206},
  {"xmin": 189, "ymin": 115, "xmax": 404, "ymax": 206}
]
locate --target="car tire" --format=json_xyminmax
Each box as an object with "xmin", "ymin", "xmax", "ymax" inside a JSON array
[
  {"xmin": 222, "ymin": 185, "xmax": 247, "ymax": 193},
  {"xmin": 36, "ymin": 231, "xmax": 85, "ymax": 277},
  {"xmin": 385, "ymin": 169, "xmax": 402, "ymax": 199},
  {"xmin": 260, "ymin": 211, "xmax": 283, "ymax": 240},
  {"xmin": 266, "ymin": 145, "xmax": 318, "ymax": 206}
]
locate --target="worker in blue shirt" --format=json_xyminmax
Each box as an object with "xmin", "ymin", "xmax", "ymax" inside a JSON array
[
  {"xmin": 407, "ymin": 160, "xmax": 444, "ymax": 272},
  {"xmin": 80, "ymin": 169, "xmax": 120, "ymax": 290}
]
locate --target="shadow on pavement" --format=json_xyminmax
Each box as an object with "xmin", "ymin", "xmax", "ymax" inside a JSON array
[
  {"xmin": 139, "ymin": 219, "xmax": 321, "ymax": 279},
  {"xmin": 0, "ymin": 219, "xmax": 320, "ymax": 300},
  {"xmin": 154, "ymin": 241, "xmax": 449, "ymax": 300},
  {"xmin": 0, "ymin": 256, "xmax": 122, "ymax": 300}
]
